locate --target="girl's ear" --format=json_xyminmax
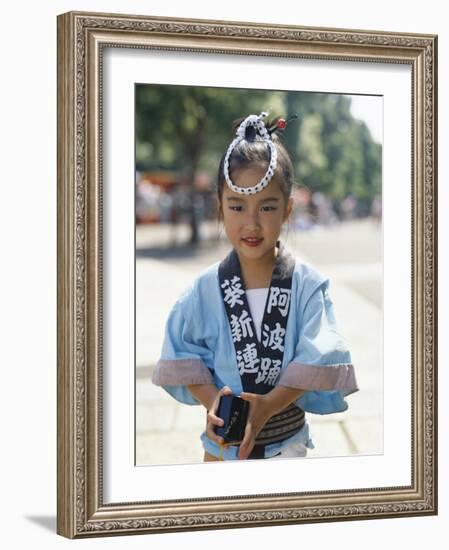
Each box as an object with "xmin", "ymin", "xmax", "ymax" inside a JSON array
[
  {"xmin": 284, "ymin": 197, "xmax": 294, "ymax": 221},
  {"xmin": 217, "ymin": 198, "xmax": 224, "ymax": 221}
]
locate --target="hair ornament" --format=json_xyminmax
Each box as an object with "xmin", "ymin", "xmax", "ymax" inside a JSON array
[
  {"xmin": 223, "ymin": 111, "xmax": 297, "ymax": 195},
  {"xmin": 266, "ymin": 113, "xmax": 299, "ymax": 135}
]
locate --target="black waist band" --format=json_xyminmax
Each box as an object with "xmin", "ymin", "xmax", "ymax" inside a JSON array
[{"xmin": 249, "ymin": 403, "xmax": 306, "ymax": 459}]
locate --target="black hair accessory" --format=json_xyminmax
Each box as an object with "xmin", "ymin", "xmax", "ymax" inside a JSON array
[
  {"xmin": 267, "ymin": 113, "xmax": 299, "ymax": 135},
  {"xmin": 244, "ymin": 124, "xmax": 257, "ymax": 142}
]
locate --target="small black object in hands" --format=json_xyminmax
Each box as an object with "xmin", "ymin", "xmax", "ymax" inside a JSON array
[{"xmin": 214, "ymin": 394, "xmax": 249, "ymax": 445}]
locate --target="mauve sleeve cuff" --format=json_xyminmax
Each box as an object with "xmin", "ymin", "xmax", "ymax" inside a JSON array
[
  {"xmin": 277, "ymin": 362, "xmax": 358, "ymax": 392},
  {"xmin": 152, "ymin": 358, "xmax": 214, "ymax": 386}
]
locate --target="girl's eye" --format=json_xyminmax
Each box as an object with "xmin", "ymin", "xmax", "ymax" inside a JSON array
[{"xmin": 228, "ymin": 205, "xmax": 277, "ymax": 212}]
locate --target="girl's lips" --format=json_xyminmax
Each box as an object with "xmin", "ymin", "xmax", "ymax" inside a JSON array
[{"xmin": 241, "ymin": 237, "xmax": 263, "ymax": 247}]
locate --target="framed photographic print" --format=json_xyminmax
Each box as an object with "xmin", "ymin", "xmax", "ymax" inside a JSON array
[{"xmin": 57, "ymin": 10, "xmax": 438, "ymax": 538}]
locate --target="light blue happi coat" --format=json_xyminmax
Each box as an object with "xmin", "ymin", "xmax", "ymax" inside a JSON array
[{"xmin": 153, "ymin": 253, "xmax": 358, "ymax": 459}]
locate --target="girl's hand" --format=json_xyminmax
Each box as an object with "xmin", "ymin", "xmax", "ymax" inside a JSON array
[
  {"xmin": 205, "ymin": 385, "xmax": 233, "ymax": 446},
  {"xmin": 237, "ymin": 392, "xmax": 276, "ymax": 460}
]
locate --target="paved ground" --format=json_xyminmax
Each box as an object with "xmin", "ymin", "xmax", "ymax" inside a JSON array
[{"xmin": 135, "ymin": 218, "xmax": 383, "ymax": 465}]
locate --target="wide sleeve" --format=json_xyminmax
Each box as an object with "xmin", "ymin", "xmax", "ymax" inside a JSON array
[
  {"xmin": 277, "ymin": 279, "xmax": 359, "ymax": 414},
  {"xmin": 152, "ymin": 287, "xmax": 215, "ymax": 405}
]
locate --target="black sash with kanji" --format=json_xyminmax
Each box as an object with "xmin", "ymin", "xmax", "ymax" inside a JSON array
[{"xmin": 218, "ymin": 245, "xmax": 305, "ymax": 458}]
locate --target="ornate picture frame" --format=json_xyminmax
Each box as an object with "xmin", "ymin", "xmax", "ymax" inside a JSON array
[{"xmin": 57, "ymin": 10, "xmax": 437, "ymax": 538}]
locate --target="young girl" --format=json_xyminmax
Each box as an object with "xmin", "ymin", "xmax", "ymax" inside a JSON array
[{"xmin": 152, "ymin": 111, "xmax": 358, "ymax": 462}]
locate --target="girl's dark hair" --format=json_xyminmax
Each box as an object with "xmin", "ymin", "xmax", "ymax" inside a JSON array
[{"xmin": 216, "ymin": 115, "xmax": 296, "ymax": 214}]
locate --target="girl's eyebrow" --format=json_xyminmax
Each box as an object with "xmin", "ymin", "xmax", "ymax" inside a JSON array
[{"xmin": 226, "ymin": 196, "xmax": 280, "ymax": 202}]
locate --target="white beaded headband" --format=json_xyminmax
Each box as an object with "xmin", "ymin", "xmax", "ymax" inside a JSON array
[{"xmin": 223, "ymin": 111, "xmax": 297, "ymax": 195}]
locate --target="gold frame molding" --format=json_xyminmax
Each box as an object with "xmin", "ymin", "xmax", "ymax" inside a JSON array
[{"xmin": 57, "ymin": 10, "xmax": 438, "ymax": 539}]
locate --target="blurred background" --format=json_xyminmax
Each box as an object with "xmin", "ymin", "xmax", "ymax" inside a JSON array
[{"xmin": 135, "ymin": 85, "xmax": 383, "ymax": 466}]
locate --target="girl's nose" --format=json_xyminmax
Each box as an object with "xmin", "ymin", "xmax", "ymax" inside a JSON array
[{"xmin": 244, "ymin": 209, "xmax": 261, "ymax": 228}]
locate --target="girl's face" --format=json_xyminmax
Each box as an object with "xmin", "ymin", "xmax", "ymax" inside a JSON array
[{"xmin": 220, "ymin": 164, "xmax": 293, "ymax": 263}]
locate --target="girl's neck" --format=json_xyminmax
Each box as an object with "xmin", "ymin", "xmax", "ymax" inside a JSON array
[{"xmin": 238, "ymin": 247, "xmax": 278, "ymax": 289}]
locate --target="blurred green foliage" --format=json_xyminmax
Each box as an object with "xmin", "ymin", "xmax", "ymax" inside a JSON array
[{"xmin": 136, "ymin": 85, "xmax": 381, "ymax": 202}]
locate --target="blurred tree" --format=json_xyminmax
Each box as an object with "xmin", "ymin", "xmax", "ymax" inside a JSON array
[
  {"xmin": 136, "ymin": 85, "xmax": 382, "ymax": 242},
  {"xmin": 283, "ymin": 91, "xmax": 381, "ymax": 210},
  {"xmin": 136, "ymin": 85, "xmax": 279, "ymax": 244}
]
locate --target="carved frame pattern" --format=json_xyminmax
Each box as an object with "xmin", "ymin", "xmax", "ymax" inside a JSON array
[{"xmin": 57, "ymin": 11, "xmax": 437, "ymax": 538}]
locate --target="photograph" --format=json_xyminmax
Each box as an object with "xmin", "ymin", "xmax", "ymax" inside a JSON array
[
  {"xmin": 135, "ymin": 85, "xmax": 383, "ymax": 466},
  {"xmin": 56, "ymin": 10, "xmax": 437, "ymax": 538}
]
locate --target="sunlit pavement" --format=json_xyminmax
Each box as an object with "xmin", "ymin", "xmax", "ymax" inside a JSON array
[{"xmin": 135, "ymin": 218, "xmax": 383, "ymax": 465}]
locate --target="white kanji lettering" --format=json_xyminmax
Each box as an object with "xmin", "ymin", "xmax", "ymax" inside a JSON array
[
  {"xmin": 265, "ymin": 361, "xmax": 282, "ymax": 385},
  {"xmin": 255, "ymin": 357, "xmax": 271, "ymax": 384},
  {"xmin": 230, "ymin": 314, "xmax": 242, "ymax": 342},
  {"xmin": 230, "ymin": 309, "xmax": 254, "ymax": 342},
  {"xmin": 221, "ymin": 276, "xmax": 245, "ymax": 308},
  {"xmin": 237, "ymin": 343, "xmax": 260, "ymax": 375},
  {"xmin": 262, "ymin": 322, "xmax": 286, "ymax": 352},
  {"xmin": 266, "ymin": 287, "xmax": 291, "ymax": 317}
]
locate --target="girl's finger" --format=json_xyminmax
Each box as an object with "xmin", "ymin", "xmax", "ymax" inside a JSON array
[
  {"xmin": 207, "ymin": 411, "xmax": 224, "ymax": 427},
  {"xmin": 209, "ymin": 386, "xmax": 232, "ymax": 414},
  {"xmin": 238, "ymin": 439, "xmax": 254, "ymax": 460},
  {"xmin": 239, "ymin": 391, "xmax": 258, "ymax": 405},
  {"xmin": 238, "ymin": 441, "xmax": 248, "ymax": 460},
  {"xmin": 238, "ymin": 423, "xmax": 254, "ymax": 459},
  {"xmin": 239, "ymin": 391, "xmax": 255, "ymax": 399},
  {"xmin": 206, "ymin": 410, "xmax": 225, "ymax": 445},
  {"xmin": 206, "ymin": 386, "xmax": 233, "ymax": 447},
  {"xmin": 206, "ymin": 422, "xmax": 225, "ymax": 445},
  {"xmin": 208, "ymin": 433, "xmax": 225, "ymax": 446}
]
